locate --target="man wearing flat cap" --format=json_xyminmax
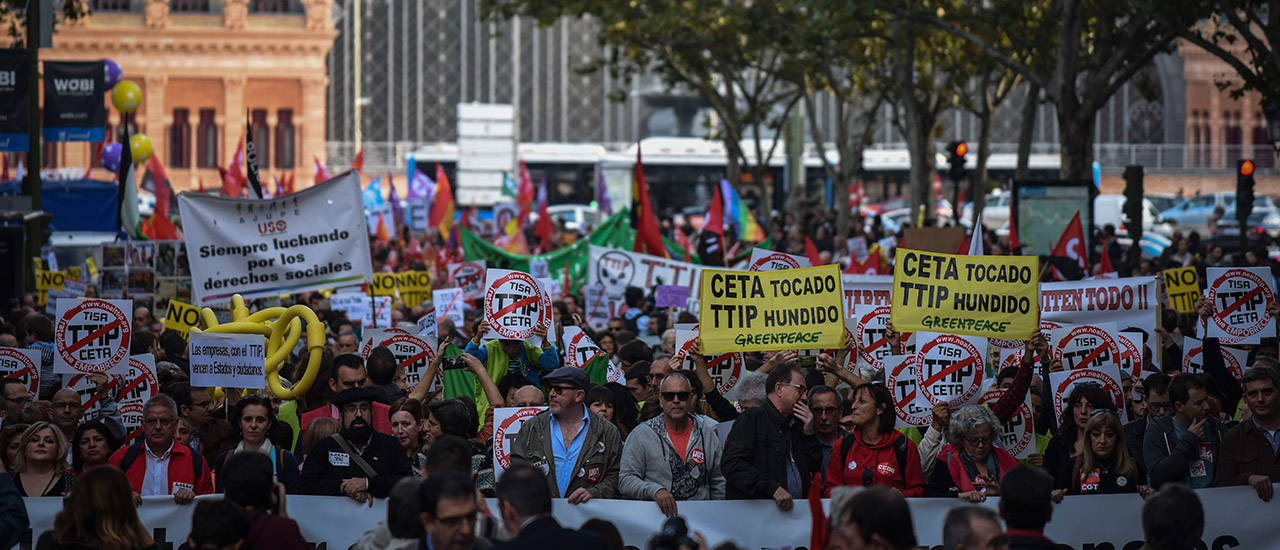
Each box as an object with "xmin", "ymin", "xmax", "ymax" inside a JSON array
[
  {"xmin": 510, "ymin": 366, "xmax": 622, "ymax": 504},
  {"xmin": 298, "ymin": 387, "xmax": 411, "ymax": 502}
]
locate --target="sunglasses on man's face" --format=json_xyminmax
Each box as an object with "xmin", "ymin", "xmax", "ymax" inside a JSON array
[{"xmin": 661, "ymin": 391, "xmax": 692, "ymax": 402}]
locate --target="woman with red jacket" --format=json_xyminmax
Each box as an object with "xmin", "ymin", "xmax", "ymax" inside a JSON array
[
  {"xmin": 924, "ymin": 405, "xmax": 1021, "ymax": 501},
  {"xmin": 823, "ymin": 383, "xmax": 926, "ymax": 497}
]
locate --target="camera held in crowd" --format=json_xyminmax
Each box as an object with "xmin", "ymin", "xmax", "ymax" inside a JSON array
[
  {"xmin": 649, "ymin": 516, "xmax": 698, "ymax": 550},
  {"xmin": 441, "ymin": 356, "xmax": 467, "ymax": 370}
]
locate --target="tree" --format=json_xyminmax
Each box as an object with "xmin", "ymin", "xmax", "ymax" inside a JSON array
[
  {"xmin": 0, "ymin": 0, "xmax": 90, "ymax": 46},
  {"xmin": 481, "ymin": 0, "xmax": 800, "ymax": 215},
  {"xmin": 911, "ymin": 0, "xmax": 1208, "ymax": 181},
  {"xmin": 1175, "ymin": 2, "xmax": 1280, "ymax": 112}
]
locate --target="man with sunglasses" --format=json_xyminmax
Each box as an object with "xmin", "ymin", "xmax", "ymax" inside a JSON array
[
  {"xmin": 722, "ymin": 363, "xmax": 821, "ymax": 510},
  {"xmin": 1124, "ymin": 372, "xmax": 1171, "ymax": 482},
  {"xmin": 620, "ymin": 371, "xmax": 726, "ymax": 516},
  {"xmin": 510, "ymin": 366, "xmax": 622, "ymax": 504}
]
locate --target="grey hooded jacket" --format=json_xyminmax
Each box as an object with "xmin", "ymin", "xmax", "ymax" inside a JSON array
[{"xmin": 619, "ymin": 414, "xmax": 726, "ymax": 501}]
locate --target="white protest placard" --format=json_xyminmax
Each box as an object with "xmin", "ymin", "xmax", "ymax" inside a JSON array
[
  {"xmin": 563, "ymin": 327, "xmax": 620, "ymax": 382},
  {"xmin": 1182, "ymin": 336, "xmax": 1203, "ymax": 373},
  {"xmin": 371, "ymin": 296, "xmax": 393, "ymax": 329},
  {"xmin": 589, "ymin": 245, "xmax": 706, "ymax": 300},
  {"xmin": 64, "ymin": 372, "xmax": 125, "ymax": 427},
  {"xmin": 54, "ymin": 298, "xmax": 133, "ymax": 375},
  {"xmin": 330, "ymin": 292, "xmax": 371, "ymax": 327},
  {"xmin": 529, "ymin": 259, "xmax": 550, "ymax": 279},
  {"xmin": 1049, "ymin": 322, "xmax": 1122, "ymax": 371},
  {"xmin": 0, "ymin": 347, "xmax": 42, "ymax": 399},
  {"xmin": 979, "ymin": 388, "xmax": 1034, "ymax": 459},
  {"xmin": 913, "ymin": 332, "xmax": 987, "ymax": 408},
  {"xmin": 416, "ymin": 309, "xmax": 437, "ymax": 339},
  {"xmin": 493, "ymin": 202, "xmax": 519, "ymax": 233},
  {"xmin": 747, "ymin": 248, "xmax": 810, "ymax": 272},
  {"xmin": 484, "ymin": 269, "xmax": 552, "ymax": 344},
  {"xmin": 188, "ymin": 332, "xmax": 266, "ymax": 389},
  {"xmin": 580, "ymin": 284, "xmax": 611, "ymax": 331},
  {"xmin": 359, "ymin": 328, "xmax": 412, "ymax": 359},
  {"xmin": 885, "ymin": 354, "xmax": 933, "ymax": 428},
  {"xmin": 366, "ymin": 330, "xmax": 441, "ymax": 392},
  {"xmin": 1040, "ymin": 276, "xmax": 1160, "ymax": 366},
  {"xmin": 848, "ymin": 237, "xmax": 869, "ymax": 263},
  {"xmin": 178, "ymin": 171, "xmax": 373, "ymax": 305},
  {"xmin": 1205, "ymin": 267, "xmax": 1277, "ymax": 344},
  {"xmin": 854, "ymin": 304, "xmax": 908, "ymax": 371},
  {"xmin": 1117, "ymin": 332, "xmax": 1145, "ymax": 380},
  {"xmin": 671, "ymin": 322, "xmax": 747, "ymax": 398},
  {"xmin": 841, "ymin": 274, "xmax": 893, "ymax": 318},
  {"xmin": 1222, "ymin": 345, "xmax": 1249, "ymax": 385},
  {"xmin": 493, "ymin": 406, "xmax": 547, "ymax": 480},
  {"xmin": 1049, "ymin": 363, "xmax": 1125, "ymax": 422},
  {"xmin": 117, "ymin": 354, "xmax": 159, "ymax": 442},
  {"xmin": 63, "ymin": 279, "xmax": 88, "ymax": 297},
  {"xmin": 433, "ymin": 289, "xmax": 465, "ymax": 335},
  {"xmin": 449, "ymin": 261, "xmax": 488, "ymax": 301}
]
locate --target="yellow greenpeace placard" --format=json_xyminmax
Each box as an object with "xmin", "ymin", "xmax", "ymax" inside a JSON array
[
  {"xmin": 890, "ymin": 248, "xmax": 1040, "ymax": 340},
  {"xmin": 1163, "ymin": 266, "xmax": 1200, "ymax": 314},
  {"xmin": 370, "ymin": 271, "xmax": 433, "ymax": 306},
  {"xmin": 698, "ymin": 264, "xmax": 844, "ymax": 353}
]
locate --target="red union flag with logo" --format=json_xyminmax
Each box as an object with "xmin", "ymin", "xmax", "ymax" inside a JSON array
[{"xmin": 1205, "ymin": 267, "xmax": 1277, "ymax": 344}]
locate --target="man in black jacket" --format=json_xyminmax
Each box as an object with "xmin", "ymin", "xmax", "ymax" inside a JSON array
[
  {"xmin": 299, "ymin": 387, "xmax": 411, "ymax": 502},
  {"xmin": 493, "ymin": 462, "xmax": 606, "ymax": 550},
  {"xmin": 721, "ymin": 363, "xmax": 820, "ymax": 510},
  {"xmin": 1124, "ymin": 372, "xmax": 1172, "ymax": 482}
]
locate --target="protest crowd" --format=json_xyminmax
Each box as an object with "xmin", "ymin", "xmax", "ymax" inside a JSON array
[{"xmin": 3, "ymin": 169, "xmax": 1280, "ymax": 550}]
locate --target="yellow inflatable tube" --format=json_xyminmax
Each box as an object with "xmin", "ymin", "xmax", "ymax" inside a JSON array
[{"xmin": 189, "ymin": 294, "xmax": 324, "ymax": 400}]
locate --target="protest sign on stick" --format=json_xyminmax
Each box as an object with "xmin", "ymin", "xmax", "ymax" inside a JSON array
[
  {"xmin": 449, "ymin": 261, "xmax": 487, "ymax": 301},
  {"xmin": 854, "ymin": 304, "xmax": 909, "ymax": 371},
  {"xmin": 483, "ymin": 269, "xmax": 552, "ymax": 345},
  {"xmin": 884, "ymin": 355, "xmax": 933, "ymax": 428},
  {"xmin": 1049, "ymin": 322, "xmax": 1122, "ymax": 371},
  {"xmin": 188, "ymin": 332, "xmax": 266, "ymax": 389},
  {"xmin": 116, "ymin": 354, "xmax": 158, "ymax": 442},
  {"xmin": 1049, "ymin": 364, "xmax": 1125, "ymax": 422},
  {"xmin": 890, "ymin": 249, "xmax": 1039, "ymax": 340},
  {"xmin": 1164, "ymin": 267, "xmax": 1201, "ymax": 314},
  {"xmin": 698, "ymin": 265, "xmax": 844, "ymax": 354},
  {"xmin": 163, "ymin": 300, "xmax": 203, "ymax": 341},
  {"xmin": 433, "ymin": 289, "xmax": 465, "ymax": 335},
  {"xmin": 1205, "ymin": 267, "xmax": 1276, "ymax": 344},
  {"xmin": 54, "ymin": 298, "xmax": 133, "ymax": 375}
]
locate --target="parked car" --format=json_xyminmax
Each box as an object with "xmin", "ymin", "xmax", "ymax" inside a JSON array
[
  {"xmin": 1208, "ymin": 198, "xmax": 1280, "ymax": 251},
  {"xmin": 529, "ymin": 204, "xmax": 601, "ymax": 233},
  {"xmin": 1159, "ymin": 192, "xmax": 1235, "ymax": 232},
  {"xmin": 1093, "ymin": 194, "xmax": 1174, "ymax": 238},
  {"xmin": 1145, "ymin": 193, "xmax": 1180, "ymax": 214}
]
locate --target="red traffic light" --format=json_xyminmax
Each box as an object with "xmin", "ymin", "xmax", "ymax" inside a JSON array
[
  {"xmin": 954, "ymin": 142, "xmax": 968, "ymax": 157},
  {"xmin": 1240, "ymin": 160, "xmax": 1256, "ymax": 176}
]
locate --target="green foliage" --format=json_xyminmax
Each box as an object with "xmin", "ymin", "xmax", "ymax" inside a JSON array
[{"xmin": 0, "ymin": 0, "xmax": 91, "ymax": 47}]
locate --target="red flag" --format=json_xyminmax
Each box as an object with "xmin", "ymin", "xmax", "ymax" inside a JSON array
[
  {"xmin": 429, "ymin": 164, "xmax": 455, "ymax": 233},
  {"xmin": 197, "ymin": 178, "xmax": 206, "ymax": 194},
  {"xmin": 517, "ymin": 161, "xmax": 535, "ymax": 224},
  {"xmin": 674, "ymin": 227, "xmax": 693, "ymax": 262},
  {"xmin": 845, "ymin": 245, "xmax": 885, "ymax": 275},
  {"xmin": 1099, "ymin": 246, "xmax": 1115, "ymax": 275},
  {"xmin": 374, "ymin": 213, "xmax": 391, "ymax": 244},
  {"xmin": 462, "ymin": 202, "xmax": 475, "ymax": 232},
  {"xmin": 808, "ymin": 472, "xmax": 829, "ymax": 550},
  {"xmin": 143, "ymin": 211, "xmax": 182, "ymax": 240},
  {"xmin": 1048, "ymin": 211, "xmax": 1088, "ymax": 280},
  {"xmin": 562, "ymin": 261, "xmax": 571, "ymax": 298},
  {"xmin": 631, "ymin": 149, "xmax": 668, "ymax": 258},
  {"xmin": 1008, "ymin": 201, "xmax": 1021, "ymax": 254},
  {"xmin": 804, "ymin": 236, "xmax": 823, "ymax": 266},
  {"xmin": 218, "ymin": 166, "xmax": 242, "ymax": 197},
  {"xmin": 228, "ymin": 138, "xmax": 247, "ymax": 190},
  {"xmin": 313, "ymin": 155, "xmax": 332, "ymax": 183},
  {"xmin": 703, "ymin": 184, "xmax": 724, "ymax": 238},
  {"xmin": 351, "ymin": 148, "xmax": 364, "ymax": 174},
  {"xmin": 147, "ymin": 156, "xmax": 172, "ymax": 219},
  {"xmin": 284, "ymin": 170, "xmax": 296, "ymax": 194},
  {"xmin": 535, "ymin": 182, "xmax": 553, "ymax": 249}
]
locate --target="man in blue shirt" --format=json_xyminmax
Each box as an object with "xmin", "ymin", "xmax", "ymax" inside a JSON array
[{"xmin": 509, "ymin": 367, "xmax": 621, "ymax": 503}]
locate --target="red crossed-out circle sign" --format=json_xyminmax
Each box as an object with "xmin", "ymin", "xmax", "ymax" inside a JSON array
[
  {"xmin": 0, "ymin": 348, "xmax": 40, "ymax": 399},
  {"xmin": 117, "ymin": 356, "xmax": 159, "ymax": 441},
  {"xmin": 486, "ymin": 271, "xmax": 550, "ymax": 340},
  {"xmin": 1182, "ymin": 343, "xmax": 1203, "ymax": 373},
  {"xmin": 979, "ymin": 388, "xmax": 1034, "ymax": 458},
  {"xmin": 381, "ymin": 333, "xmax": 440, "ymax": 390},
  {"xmin": 705, "ymin": 352, "xmax": 745, "ymax": 396},
  {"xmin": 916, "ymin": 334, "xmax": 984, "ymax": 406},
  {"xmin": 1052, "ymin": 368, "xmax": 1124, "ymax": 422},
  {"xmin": 65, "ymin": 372, "xmax": 126, "ymax": 416},
  {"xmin": 749, "ymin": 252, "xmax": 801, "ymax": 272},
  {"xmin": 494, "ymin": 407, "xmax": 543, "ymax": 470},
  {"xmin": 566, "ymin": 330, "xmax": 604, "ymax": 369},
  {"xmin": 672, "ymin": 332, "xmax": 700, "ymax": 370},
  {"xmin": 1208, "ymin": 269, "xmax": 1275, "ymax": 338},
  {"xmin": 1117, "ymin": 333, "xmax": 1143, "ymax": 380},
  {"xmin": 988, "ymin": 337, "xmax": 1024, "ymax": 350},
  {"xmin": 1056, "ymin": 325, "xmax": 1122, "ymax": 371},
  {"xmin": 453, "ymin": 262, "xmax": 486, "ymax": 296},
  {"xmin": 360, "ymin": 328, "xmax": 412, "ymax": 360},
  {"xmin": 56, "ymin": 299, "xmax": 131, "ymax": 374},
  {"xmin": 857, "ymin": 305, "xmax": 908, "ymax": 370},
  {"xmin": 886, "ymin": 355, "xmax": 932, "ymax": 427}
]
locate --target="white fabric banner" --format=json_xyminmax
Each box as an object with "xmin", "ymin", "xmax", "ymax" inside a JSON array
[
  {"xmin": 1040, "ymin": 276, "xmax": 1160, "ymax": 367},
  {"xmin": 179, "ymin": 170, "xmax": 374, "ymax": 306},
  {"xmin": 589, "ymin": 245, "xmax": 706, "ymax": 300},
  {"xmin": 17, "ymin": 487, "xmax": 1280, "ymax": 550}
]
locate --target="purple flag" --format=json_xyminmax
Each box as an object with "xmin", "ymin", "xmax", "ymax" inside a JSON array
[
  {"xmin": 389, "ymin": 173, "xmax": 406, "ymax": 231},
  {"xmin": 595, "ymin": 163, "xmax": 613, "ymax": 215}
]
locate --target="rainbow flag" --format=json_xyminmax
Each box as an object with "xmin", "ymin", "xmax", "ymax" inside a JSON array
[{"xmin": 719, "ymin": 179, "xmax": 765, "ymax": 241}]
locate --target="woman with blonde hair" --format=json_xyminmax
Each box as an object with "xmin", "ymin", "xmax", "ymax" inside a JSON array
[
  {"xmin": 36, "ymin": 466, "xmax": 156, "ymax": 550},
  {"xmin": 12, "ymin": 421, "xmax": 75, "ymax": 497},
  {"xmin": 1053, "ymin": 409, "xmax": 1153, "ymax": 501}
]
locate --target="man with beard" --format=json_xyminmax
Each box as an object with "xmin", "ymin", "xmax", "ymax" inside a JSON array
[
  {"xmin": 510, "ymin": 366, "xmax": 622, "ymax": 504},
  {"xmin": 299, "ymin": 387, "xmax": 411, "ymax": 502}
]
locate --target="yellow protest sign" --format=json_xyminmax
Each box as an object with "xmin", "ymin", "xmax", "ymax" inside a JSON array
[
  {"xmin": 890, "ymin": 248, "xmax": 1040, "ymax": 340},
  {"xmin": 370, "ymin": 271, "xmax": 433, "ymax": 307},
  {"xmin": 164, "ymin": 300, "xmax": 204, "ymax": 339},
  {"xmin": 1163, "ymin": 267, "xmax": 1200, "ymax": 314},
  {"xmin": 35, "ymin": 270, "xmax": 65, "ymax": 291},
  {"xmin": 698, "ymin": 264, "xmax": 844, "ymax": 353},
  {"xmin": 85, "ymin": 257, "xmax": 98, "ymax": 277}
]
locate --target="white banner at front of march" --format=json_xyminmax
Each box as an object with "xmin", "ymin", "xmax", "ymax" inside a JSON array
[
  {"xmin": 18, "ymin": 487, "xmax": 1280, "ymax": 550},
  {"xmin": 179, "ymin": 170, "xmax": 374, "ymax": 305},
  {"xmin": 589, "ymin": 245, "xmax": 706, "ymax": 300}
]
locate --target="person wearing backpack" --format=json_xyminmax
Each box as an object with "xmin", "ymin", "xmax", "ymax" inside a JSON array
[
  {"xmin": 823, "ymin": 383, "xmax": 925, "ymax": 497},
  {"xmin": 107, "ymin": 394, "xmax": 213, "ymax": 505}
]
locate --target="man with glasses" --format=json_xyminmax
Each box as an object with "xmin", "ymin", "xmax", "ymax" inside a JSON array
[
  {"xmin": 510, "ymin": 366, "xmax": 622, "ymax": 504},
  {"xmin": 419, "ymin": 471, "xmax": 492, "ymax": 550},
  {"xmin": 722, "ymin": 363, "xmax": 820, "ymax": 510},
  {"xmin": 0, "ymin": 378, "xmax": 31, "ymax": 428},
  {"xmin": 807, "ymin": 385, "xmax": 847, "ymax": 477},
  {"xmin": 1125, "ymin": 372, "xmax": 1171, "ymax": 482},
  {"xmin": 606, "ymin": 317, "xmax": 627, "ymax": 334},
  {"xmin": 620, "ymin": 371, "xmax": 726, "ymax": 516},
  {"xmin": 108, "ymin": 394, "xmax": 213, "ymax": 504},
  {"xmin": 299, "ymin": 387, "xmax": 411, "ymax": 502},
  {"xmin": 50, "ymin": 374, "xmax": 127, "ymax": 456}
]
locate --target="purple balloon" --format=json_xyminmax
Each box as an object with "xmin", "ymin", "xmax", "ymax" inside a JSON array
[
  {"xmin": 101, "ymin": 142, "xmax": 122, "ymax": 173},
  {"xmin": 102, "ymin": 59, "xmax": 122, "ymax": 90}
]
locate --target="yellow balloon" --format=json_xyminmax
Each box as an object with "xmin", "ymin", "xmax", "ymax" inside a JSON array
[
  {"xmin": 130, "ymin": 134, "xmax": 152, "ymax": 163},
  {"xmin": 111, "ymin": 80, "xmax": 142, "ymax": 114}
]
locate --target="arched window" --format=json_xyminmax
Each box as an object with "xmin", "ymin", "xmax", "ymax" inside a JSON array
[
  {"xmin": 170, "ymin": 108, "xmax": 191, "ymax": 168},
  {"xmin": 275, "ymin": 109, "xmax": 295, "ymax": 168},
  {"xmin": 197, "ymin": 109, "xmax": 218, "ymax": 168}
]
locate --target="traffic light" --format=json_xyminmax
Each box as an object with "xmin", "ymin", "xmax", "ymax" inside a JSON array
[
  {"xmin": 1123, "ymin": 165, "xmax": 1143, "ymax": 272},
  {"xmin": 947, "ymin": 141, "xmax": 968, "ymax": 182},
  {"xmin": 1238, "ymin": 159, "xmax": 1256, "ymax": 222}
]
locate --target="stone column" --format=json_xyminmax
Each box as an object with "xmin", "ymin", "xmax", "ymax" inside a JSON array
[
  {"xmin": 300, "ymin": 75, "xmax": 328, "ymax": 188},
  {"xmin": 223, "ymin": 76, "xmax": 246, "ymax": 165},
  {"xmin": 143, "ymin": 74, "xmax": 167, "ymax": 167}
]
